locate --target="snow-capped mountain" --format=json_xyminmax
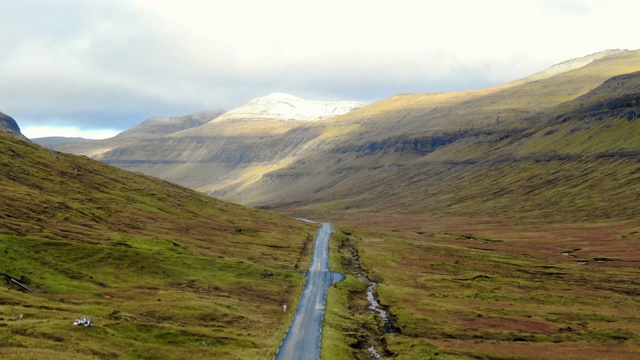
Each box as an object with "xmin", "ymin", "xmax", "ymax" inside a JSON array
[{"xmin": 217, "ymin": 93, "xmax": 366, "ymax": 122}]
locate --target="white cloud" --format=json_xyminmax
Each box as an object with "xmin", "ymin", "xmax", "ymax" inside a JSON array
[
  {"xmin": 21, "ymin": 125, "xmax": 119, "ymax": 140},
  {"xmin": 1, "ymin": 0, "xmax": 639, "ymax": 134}
]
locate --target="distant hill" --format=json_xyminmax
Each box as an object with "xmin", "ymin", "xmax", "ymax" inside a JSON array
[
  {"xmin": 60, "ymin": 94, "xmax": 366, "ymax": 197},
  {"xmin": 0, "ymin": 127, "xmax": 314, "ymax": 358},
  {"xmin": 58, "ymin": 95, "xmax": 365, "ymax": 160},
  {"xmin": 56, "ymin": 110, "xmax": 224, "ymax": 157},
  {"xmin": 31, "ymin": 136, "xmax": 92, "ymax": 149}
]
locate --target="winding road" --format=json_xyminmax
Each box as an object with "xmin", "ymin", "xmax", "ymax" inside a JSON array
[{"xmin": 275, "ymin": 221, "xmax": 345, "ymax": 360}]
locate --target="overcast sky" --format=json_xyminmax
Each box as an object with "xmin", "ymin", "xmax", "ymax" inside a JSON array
[{"xmin": 2, "ymin": 0, "xmax": 639, "ymax": 139}]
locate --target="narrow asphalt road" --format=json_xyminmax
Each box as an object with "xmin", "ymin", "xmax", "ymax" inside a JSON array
[{"xmin": 275, "ymin": 221, "xmax": 345, "ymax": 360}]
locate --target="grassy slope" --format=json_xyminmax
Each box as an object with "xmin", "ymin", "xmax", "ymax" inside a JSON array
[
  {"xmin": 334, "ymin": 71, "xmax": 640, "ymax": 223},
  {"xmin": 265, "ymin": 53, "xmax": 640, "ymax": 222},
  {"xmin": 0, "ymin": 131, "xmax": 316, "ymax": 359},
  {"xmin": 316, "ymin": 50, "xmax": 640, "ymax": 142},
  {"xmin": 244, "ymin": 50, "xmax": 640, "ymax": 211}
]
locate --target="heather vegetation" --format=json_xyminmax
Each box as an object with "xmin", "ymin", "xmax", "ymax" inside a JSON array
[
  {"xmin": 321, "ymin": 216, "xmax": 640, "ymax": 359},
  {"xmin": 0, "ymin": 131, "xmax": 316, "ymax": 359}
]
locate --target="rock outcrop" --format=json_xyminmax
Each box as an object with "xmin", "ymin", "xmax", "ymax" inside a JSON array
[{"xmin": 0, "ymin": 112, "xmax": 27, "ymax": 140}]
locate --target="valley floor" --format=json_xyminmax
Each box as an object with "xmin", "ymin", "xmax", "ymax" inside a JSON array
[{"xmin": 319, "ymin": 213, "xmax": 640, "ymax": 359}]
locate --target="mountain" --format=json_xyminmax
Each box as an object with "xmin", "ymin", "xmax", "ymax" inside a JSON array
[
  {"xmin": 212, "ymin": 92, "xmax": 366, "ymax": 122},
  {"xmin": 59, "ymin": 95, "xmax": 364, "ymax": 160},
  {"xmin": 244, "ymin": 50, "xmax": 640, "ymax": 221},
  {"xmin": 56, "ymin": 110, "xmax": 224, "ymax": 157},
  {"xmin": 297, "ymin": 69, "xmax": 640, "ymax": 222},
  {"xmin": 0, "ymin": 126, "xmax": 315, "ymax": 359},
  {"xmin": 59, "ymin": 94, "xmax": 364, "ymax": 198},
  {"xmin": 58, "ymin": 50, "xmax": 640, "ymax": 223},
  {"xmin": 31, "ymin": 136, "xmax": 92, "ymax": 149},
  {"xmin": 0, "ymin": 111, "xmax": 27, "ymax": 140},
  {"xmin": 84, "ymin": 50, "xmax": 640, "ymax": 217}
]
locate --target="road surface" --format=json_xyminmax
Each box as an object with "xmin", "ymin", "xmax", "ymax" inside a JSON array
[{"xmin": 275, "ymin": 222, "xmax": 345, "ymax": 360}]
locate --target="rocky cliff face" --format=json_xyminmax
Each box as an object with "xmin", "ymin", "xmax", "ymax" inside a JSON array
[{"xmin": 0, "ymin": 112, "xmax": 27, "ymax": 140}]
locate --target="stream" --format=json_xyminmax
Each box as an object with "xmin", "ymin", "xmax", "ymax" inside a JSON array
[
  {"xmin": 351, "ymin": 250, "xmax": 396, "ymax": 358},
  {"xmin": 366, "ymin": 280, "xmax": 396, "ymax": 334}
]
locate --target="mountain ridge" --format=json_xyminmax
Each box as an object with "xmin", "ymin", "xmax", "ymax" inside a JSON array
[
  {"xmin": 213, "ymin": 92, "xmax": 367, "ymax": 122},
  {"xmin": 55, "ymin": 110, "xmax": 224, "ymax": 156},
  {"xmin": 32, "ymin": 136, "xmax": 92, "ymax": 149},
  {"xmin": 57, "ymin": 49, "xmax": 640, "ymax": 222}
]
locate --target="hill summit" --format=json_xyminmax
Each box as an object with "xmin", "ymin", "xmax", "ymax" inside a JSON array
[{"xmin": 219, "ymin": 93, "xmax": 366, "ymax": 122}]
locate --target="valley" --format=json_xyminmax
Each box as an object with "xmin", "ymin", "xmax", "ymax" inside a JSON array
[
  {"xmin": 0, "ymin": 130, "xmax": 318, "ymax": 359},
  {"xmin": 5, "ymin": 48, "xmax": 640, "ymax": 359}
]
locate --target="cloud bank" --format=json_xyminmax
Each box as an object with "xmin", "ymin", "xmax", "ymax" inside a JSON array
[{"xmin": 2, "ymin": 0, "xmax": 639, "ymax": 138}]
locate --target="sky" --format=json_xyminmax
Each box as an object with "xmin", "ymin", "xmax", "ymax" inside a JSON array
[{"xmin": 2, "ymin": 0, "xmax": 639, "ymax": 139}]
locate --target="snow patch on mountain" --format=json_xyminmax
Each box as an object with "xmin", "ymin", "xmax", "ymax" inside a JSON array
[{"xmin": 220, "ymin": 93, "xmax": 366, "ymax": 122}]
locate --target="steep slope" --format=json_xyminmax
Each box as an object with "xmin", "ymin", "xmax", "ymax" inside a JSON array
[
  {"xmin": 312, "ymin": 49, "xmax": 640, "ymax": 147},
  {"xmin": 0, "ymin": 128, "xmax": 315, "ymax": 359},
  {"xmin": 227, "ymin": 50, "xmax": 640, "ymax": 212},
  {"xmin": 56, "ymin": 110, "xmax": 223, "ymax": 157},
  {"xmin": 264, "ymin": 70, "xmax": 640, "ymax": 223}
]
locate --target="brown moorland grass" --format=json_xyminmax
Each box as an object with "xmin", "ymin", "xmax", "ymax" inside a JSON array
[
  {"xmin": 0, "ymin": 131, "xmax": 316, "ymax": 359},
  {"xmin": 321, "ymin": 212, "xmax": 640, "ymax": 359}
]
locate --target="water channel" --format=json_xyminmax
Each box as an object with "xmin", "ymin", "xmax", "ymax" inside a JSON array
[{"xmin": 351, "ymin": 250, "xmax": 396, "ymax": 358}]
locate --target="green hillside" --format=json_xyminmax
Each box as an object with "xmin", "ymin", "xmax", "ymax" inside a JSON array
[
  {"xmin": 0, "ymin": 131, "xmax": 315, "ymax": 359},
  {"xmin": 247, "ymin": 51, "xmax": 640, "ymax": 223},
  {"xmin": 300, "ymin": 71, "xmax": 640, "ymax": 223},
  {"xmin": 314, "ymin": 68, "xmax": 640, "ymax": 360}
]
